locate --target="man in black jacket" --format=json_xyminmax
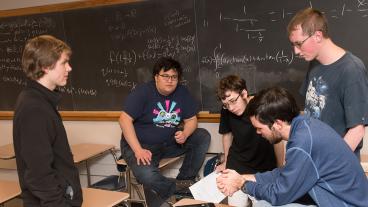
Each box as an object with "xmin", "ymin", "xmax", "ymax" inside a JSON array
[{"xmin": 13, "ymin": 35, "xmax": 83, "ymax": 207}]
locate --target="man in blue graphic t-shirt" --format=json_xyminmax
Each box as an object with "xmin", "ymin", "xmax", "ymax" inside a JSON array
[
  {"xmin": 288, "ymin": 8, "xmax": 368, "ymax": 158},
  {"xmin": 119, "ymin": 57, "xmax": 210, "ymax": 201}
]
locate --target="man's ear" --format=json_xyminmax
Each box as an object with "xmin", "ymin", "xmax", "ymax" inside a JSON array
[
  {"xmin": 241, "ymin": 89, "xmax": 248, "ymax": 98},
  {"xmin": 314, "ymin": 30, "xmax": 323, "ymax": 43},
  {"xmin": 272, "ymin": 120, "xmax": 284, "ymax": 131},
  {"xmin": 42, "ymin": 67, "xmax": 50, "ymax": 74}
]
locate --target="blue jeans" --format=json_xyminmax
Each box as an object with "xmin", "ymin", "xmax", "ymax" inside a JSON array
[{"xmin": 120, "ymin": 128, "xmax": 211, "ymax": 200}]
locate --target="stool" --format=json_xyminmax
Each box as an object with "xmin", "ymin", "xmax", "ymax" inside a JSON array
[
  {"xmin": 0, "ymin": 180, "xmax": 21, "ymax": 207},
  {"xmin": 117, "ymin": 156, "xmax": 182, "ymax": 207}
]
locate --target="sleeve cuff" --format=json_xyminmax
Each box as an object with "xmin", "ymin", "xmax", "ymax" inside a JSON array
[{"xmin": 241, "ymin": 180, "xmax": 248, "ymax": 194}]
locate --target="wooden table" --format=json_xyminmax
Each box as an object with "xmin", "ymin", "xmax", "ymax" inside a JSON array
[
  {"xmin": 174, "ymin": 198, "xmax": 230, "ymax": 207},
  {"xmin": 0, "ymin": 144, "xmax": 15, "ymax": 160},
  {"xmin": 71, "ymin": 143, "xmax": 115, "ymax": 186},
  {"xmin": 0, "ymin": 180, "xmax": 21, "ymax": 205},
  {"xmin": 82, "ymin": 188, "xmax": 129, "ymax": 207}
]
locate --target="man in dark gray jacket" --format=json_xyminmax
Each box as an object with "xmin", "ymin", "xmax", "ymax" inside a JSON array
[{"xmin": 13, "ymin": 35, "xmax": 82, "ymax": 207}]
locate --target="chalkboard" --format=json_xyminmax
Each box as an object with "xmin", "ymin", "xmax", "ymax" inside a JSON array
[
  {"xmin": 0, "ymin": 12, "xmax": 66, "ymax": 110},
  {"xmin": 1, "ymin": 0, "xmax": 368, "ymax": 113}
]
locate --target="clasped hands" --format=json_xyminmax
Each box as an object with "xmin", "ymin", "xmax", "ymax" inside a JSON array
[{"xmin": 216, "ymin": 169, "xmax": 255, "ymax": 196}]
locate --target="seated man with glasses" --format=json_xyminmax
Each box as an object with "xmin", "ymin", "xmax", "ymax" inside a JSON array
[
  {"xmin": 119, "ymin": 57, "xmax": 210, "ymax": 203},
  {"xmin": 215, "ymin": 75, "xmax": 285, "ymax": 206}
]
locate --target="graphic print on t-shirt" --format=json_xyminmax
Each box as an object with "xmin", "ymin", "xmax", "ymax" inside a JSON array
[
  {"xmin": 153, "ymin": 100, "xmax": 181, "ymax": 128},
  {"xmin": 305, "ymin": 76, "xmax": 328, "ymax": 119}
]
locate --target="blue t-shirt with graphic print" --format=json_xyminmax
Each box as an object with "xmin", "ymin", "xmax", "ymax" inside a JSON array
[
  {"xmin": 123, "ymin": 81, "xmax": 198, "ymax": 145},
  {"xmin": 300, "ymin": 51, "xmax": 368, "ymax": 138}
]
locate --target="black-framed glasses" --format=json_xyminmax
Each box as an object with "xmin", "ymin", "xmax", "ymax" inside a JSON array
[
  {"xmin": 291, "ymin": 35, "xmax": 312, "ymax": 49},
  {"xmin": 159, "ymin": 74, "xmax": 178, "ymax": 81},
  {"xmin": 222, "ymin": 93, "xmax": 241, "ymax": 109}
]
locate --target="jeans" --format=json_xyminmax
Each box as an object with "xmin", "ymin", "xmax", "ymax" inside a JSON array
[{"xmin": 121, "ymin": 128, "xmax": 211, "ymax": 200}]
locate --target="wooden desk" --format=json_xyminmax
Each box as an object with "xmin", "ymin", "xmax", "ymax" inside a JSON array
[
  {"xmin": 71, "ymin": 143, "xmax": 115, "ymax": 186},
  {"xmin": 82, "ymin": 188, "xmax": 129, "ymax": 207},
  {"xmin": 174, "ymin": 198, "xmax": 230, "ymax": 207},
  {"xmin": 0, "ymin": 144, "xmax": 15, "ymax": 160},
  {"xmin": 361, "ymin": 154, "xmax": 368, "ymax": 176},
  {"xmin": 0, "ymin": 180, "xmax": 21, "ymax": 205}
]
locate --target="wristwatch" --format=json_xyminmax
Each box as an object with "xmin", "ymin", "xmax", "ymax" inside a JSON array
[{"xmin": 241, "ymin": 180, "xmax": 248, "ymax": 194}]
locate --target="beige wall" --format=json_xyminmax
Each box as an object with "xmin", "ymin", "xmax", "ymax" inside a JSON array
[
  {"xmin": 0, "ymin": 119, "xmax": 223, "ymax": 186},
  {"xmin": 1, "ymin": 119, "xmax": 368, "ymax": 184}
]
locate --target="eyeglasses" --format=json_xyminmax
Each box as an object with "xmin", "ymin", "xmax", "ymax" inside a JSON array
[
  {"xmin": 291, "ymin": 35, "xmax": 312, "ymax": 49},
  {"xmin": 222, "ymin": 93, "xmax": 241, "ymax": 109},
  {"xmin": 159, "ymin": 74, "xmax": 178, "ymax": 81}
]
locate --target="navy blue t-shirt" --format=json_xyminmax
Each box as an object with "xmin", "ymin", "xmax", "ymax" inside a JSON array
[
  {"xmin": 300, "ymin": 52, "xmax": 368, "ymax": 137},
  {"xmin": 123, "ymin": 81, "xmax": 198, "ymax": 145}
]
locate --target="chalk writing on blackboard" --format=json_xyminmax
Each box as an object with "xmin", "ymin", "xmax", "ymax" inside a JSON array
[{"xmin": 1, "ymin": 0, "xmax": 368, "ymax": 112}]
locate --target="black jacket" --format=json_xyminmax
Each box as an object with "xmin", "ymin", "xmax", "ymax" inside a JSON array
[{"xmin": 13, "ymin": 80, "xmax": 82, "ymax": 207}]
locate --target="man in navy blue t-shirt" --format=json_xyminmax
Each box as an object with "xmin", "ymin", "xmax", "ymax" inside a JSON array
[
  {"xmin": 119, "ymin": 57, "xmax": 210, "ymax": 201},
  {"xmin": 288, "ymin": 8, "xmax": 368, "ymax": 158}
]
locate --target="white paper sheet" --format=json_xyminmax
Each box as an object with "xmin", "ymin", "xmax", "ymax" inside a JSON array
[{"xmin": 189, "ymin": 172, "xmax": 226, "ymax": 203}]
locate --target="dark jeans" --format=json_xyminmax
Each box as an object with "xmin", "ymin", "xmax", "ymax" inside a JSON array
[{"xmin": 120, "ymin": 128, "xmax": 211, "ymax": 200}]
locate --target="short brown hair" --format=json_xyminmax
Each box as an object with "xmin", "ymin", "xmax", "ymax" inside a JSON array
[
  {"xmin": 217, "ymin": 75, "xmax": 247, "ymax": 100},
  {"xmin": 287, "ymin": 8, "xmax": 329, "ymax": 38},
  {"xmin": 245, "ymin": 87, "xmax": 300, "ymax": 128},
  {"xmin": 22, "ymin": 35, "xmax": 71, "ymax": 80}
]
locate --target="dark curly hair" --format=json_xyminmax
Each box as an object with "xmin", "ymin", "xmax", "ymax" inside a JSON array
[{"xmin": 152, "ymin": 57, "xmax": 183, "ymax": 80}]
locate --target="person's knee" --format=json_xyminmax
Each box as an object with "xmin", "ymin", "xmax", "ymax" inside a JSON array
[
  {"xmin": 132, "ymin": 167, "xmax": 158, "ymax": 185},
  {"xmin": 192, "ymin": 128, "xmax": 211, "ymax": 146}
]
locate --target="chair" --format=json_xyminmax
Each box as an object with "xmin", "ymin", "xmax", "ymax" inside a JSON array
[
  {"xmin": 91, "ymin": 149, "xmax": 181, "ymax": 206},
  {"xmin": 91, "ymin": 149, "xmax": 127, "ymax": 192},
  {"xmin": 117, "ymin": 156, "xmax": 182, "ymax": 207},
  {"xmin": 92, "ymin": 136, "xmax": 182, "ymax": 207}
]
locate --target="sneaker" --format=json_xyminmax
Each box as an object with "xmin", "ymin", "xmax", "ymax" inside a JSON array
[
  {"xmin": 160, "ymin": 201, "xmax": 173, "ymax": 207},
  {"xmin": 166, "ymin": 195, "xmax": 176, "ymax": 205},
  {"xmin": 175, "ymin": 179, "xmax": 195, "ymax": 192},
  {"xmin": 175, "ymin": 179, "xmax": 195, "ymax": 197}
]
